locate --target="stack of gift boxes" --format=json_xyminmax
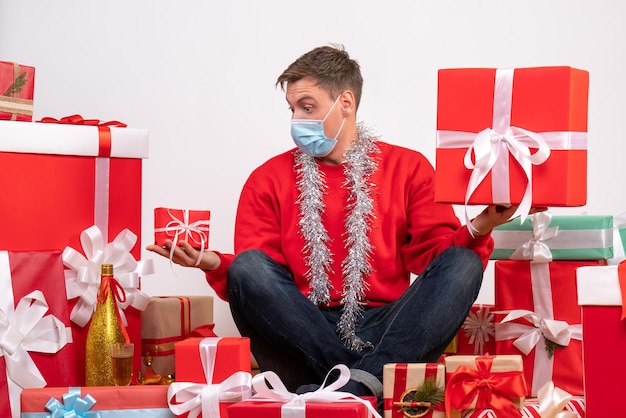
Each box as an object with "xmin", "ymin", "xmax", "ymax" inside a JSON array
[
  {"xmin": 4, "ymin": 58, "xmax": 626, "ymax": 417},
  {"xmin": 0, "ymin": 59, "xmax": 162, "ymax": 416},
  {"xmin": 382, "ymin": 67, "xmax": 626, "ymax": 418}
]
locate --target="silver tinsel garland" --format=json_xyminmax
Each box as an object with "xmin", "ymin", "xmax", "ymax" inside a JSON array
[{"xmin": 294, "ymin": 123, "xmax": 380, "ymax": 351}]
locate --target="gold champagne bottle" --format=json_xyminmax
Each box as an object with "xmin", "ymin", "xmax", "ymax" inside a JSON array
[{"xmin": 85, "ymin": 263, "xmax": 128, "ymax": 386}]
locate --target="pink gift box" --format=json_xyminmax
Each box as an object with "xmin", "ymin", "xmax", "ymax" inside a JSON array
[{"xmin": 577, "ymin": 262, "xmax": 626, "ymax": 417}]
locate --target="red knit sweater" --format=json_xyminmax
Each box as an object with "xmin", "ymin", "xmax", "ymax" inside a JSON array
[{"xmin": 206, "ymin": 141, "xmax": 493, "ymax": 303}]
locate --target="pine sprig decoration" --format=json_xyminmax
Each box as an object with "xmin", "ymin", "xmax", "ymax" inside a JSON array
[
  {"xmin": 406, "ymin": 377, "xmax": 445, "ymax": 405},
  {"xmin": 4, "ymin": 71, "xmax": 27, "ymax": 96},
  {"xmin": 544, "ymin": 337, "xmax": 565, "ymax": 359}
]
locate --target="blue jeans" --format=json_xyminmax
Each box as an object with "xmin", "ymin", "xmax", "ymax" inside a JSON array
[{"xmin": 227, "ymin": 246, "xmax": 483, "ymax": 392}]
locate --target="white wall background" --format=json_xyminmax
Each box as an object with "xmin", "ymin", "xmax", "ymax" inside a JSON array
[{"xmin": 1, "ymin": 0, "xmax": 624, "ymax": 337}]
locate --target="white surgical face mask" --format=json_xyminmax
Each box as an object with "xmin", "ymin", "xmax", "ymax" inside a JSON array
[{"xmin": 290, "ymin": 96, "xmax": 345, "ymax": 157}]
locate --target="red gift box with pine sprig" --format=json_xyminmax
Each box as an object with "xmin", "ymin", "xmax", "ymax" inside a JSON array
[
  {"xmin": 494, "ymin": 259, "xmax": 605, "ymax": 397},
  {"xmin": 0, "ymin": 61, "xmax": 35, "ymax": 121}
]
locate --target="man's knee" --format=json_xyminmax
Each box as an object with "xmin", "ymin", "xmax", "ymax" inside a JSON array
[
  {"xmin": 228, "ymin": 249, "xmax": 284, "ymax": 298},
  {"xmin": 227, "ymin": 249, "xmax": 265, "ymax": 292}
]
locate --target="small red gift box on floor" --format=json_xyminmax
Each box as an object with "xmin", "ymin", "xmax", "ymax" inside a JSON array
[
  {"xmin": 0, "ymin": 61, "xmax": 35, "ymax": 121},
  {"xmin": 383, "ymin": 363, "xmax": 446, "ymax": 418},
  {"xmin": 141, "ymin": 295, "xmax": 214, "ymax": 377},
  {"xmin": 577, "ymin": 262, "xmax": 626, "ymax": 418},
  {"xmin": 228, "ymin": 365, "xmax": 380, "ymax": 418},
  {"xmin": 435, "ymin": 67, "xmax": 589, "ymax": 210},
  {"xmin": 175, "ymin": 337, "xmax": 251, "ymax": 384},
  {"xmin": 0, "ymin": 250, "xmax": 76, "ymax": 418},
  {"xmin": 494, "ymin": 260, "xmax": 604, "ymax": 397},
  {"xmin": 154, "ymin": 207, "xmax": 211, "ymax": 249},
  {"xmin": 20, "ymin": 385, "xmax": 173, "ymax": 417},
  {"xmin": 227, "ymin": 399, "xmax": 378, "ymax": 418},
  {"xmin": 170, "ymin": 337, "xmax": 252, "ymax": 417}
]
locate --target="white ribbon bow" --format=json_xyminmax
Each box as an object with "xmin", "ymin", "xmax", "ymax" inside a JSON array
[
  {"xmin": 537, "ymin": 381, "xmax": 578, "ymax": 418},
  {"xmin": 496, "ymin": 309, "xmax": 581, "ymax": 356},
  {"xmin": 167, "ymin": 337, "xmax": 252, "ymax": 418},
  {"xmin": 62, "ymin": 225, "xmax": 154, "ymax": 327},
  {"xmin": 251, "ymin": 364, "xmax": 382, "ymax": 418},
  {"xmin": 509, "ymin": 211, "xmax": 559, "ymax": 262},
  {"xmin": 464, "ymin": 126, "xmax": 551, "ymax": 234},
  {"xmin": 155, "ymin": 209, "xmax": 210, "ymax": 267},
  {"xmin": 167, "ymin": 371, "xmax": 253, "ymax": 418},
  {"xmin": 462, "ymin": 306, "xmax": 495, "ymax": 355}
]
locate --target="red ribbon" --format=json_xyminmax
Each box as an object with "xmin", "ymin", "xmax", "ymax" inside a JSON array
[
  {"xmin": 97, "ymin": 275, "xmax": 131, "ymax": 343},
  {"xmin": 445, "ymin": 356, "xmax": 527, "ymax": 417},
  {"xmin": 38, "ymin": 114, "xmax": 127, "ymax": 157},
  {"xmin": 618, "ymin": 261, "xmax": 626, "ymax": 321}
]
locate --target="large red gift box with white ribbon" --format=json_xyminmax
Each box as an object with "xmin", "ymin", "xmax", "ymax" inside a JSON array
[
  {"xmin": 577, "ymin": 262, "xmax": 626, "ymax": 418},
  {"xmin": 0, "ymin": 118, "xmax": 149, "ymax": 385},
  {"xmin": 494, "ymin": 260, "xmax": 604, "ymax": 397},
  {"xmin": 0, "ymin": 118, "xmax": 147, "ymax": 252},
  {"xmin": 0, "ymin": 250, "xmax": 76, "ymax": 418},
  {"xmin": 435, "ymin": 67, "xmax": 588, "ymax": 208}
]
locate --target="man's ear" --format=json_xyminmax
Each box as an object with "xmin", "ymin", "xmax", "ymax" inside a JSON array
[{"xmin": 339, "ymin": 90, "xmax": 357, "ymax": 116}]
